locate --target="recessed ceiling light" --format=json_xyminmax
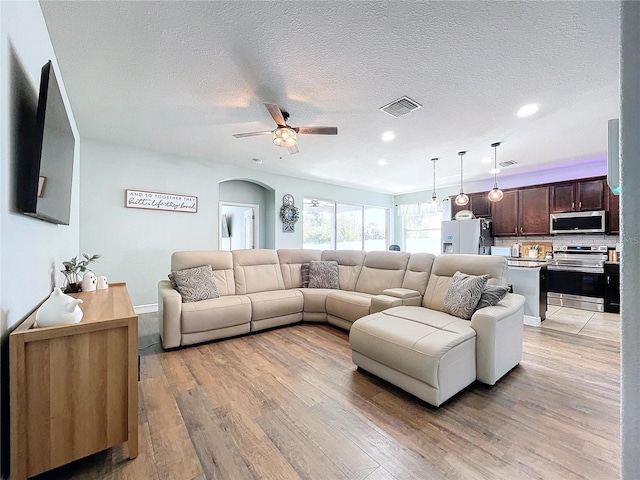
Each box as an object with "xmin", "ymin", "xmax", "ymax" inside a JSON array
[
  {"xmin": 381, "ymin": 131, "xmax": 395, "ymax": 142},
  {"xmin": 490, "ymin": 167, "xmax": 501, "ymax": 174},
  {"xmin": 378, "ymin": 159, "xmax": 388, "ymax": 166},
  {"xmin": 482, "ymin": 156, "xmax": 493, "ymax": 164},
  {"xmin": 517, "ymin": 103, "xmax": 539, "ymax": 118}
]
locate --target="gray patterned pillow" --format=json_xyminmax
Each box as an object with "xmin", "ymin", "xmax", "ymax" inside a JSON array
[
  {"xmin": 476, "ymin": 285, "xmax": 510, "ymax": 310},
  {"xmin": 442, "ymin": 271, "xmax": 489, "ymax": 320},
  {"xmin": 301, "ymin": 263, "xmax": 310, "ymax": 288},
  {"xmin": 308, "ymin": 260, "xmax": 339, "ymax": 289},
  {"xmin": 167, "ymin": 273, "xmax": 178, "ymax": 290},
  {"xmin": 170, "ymin": 265, "xmax": 220, "ymax": 303}
]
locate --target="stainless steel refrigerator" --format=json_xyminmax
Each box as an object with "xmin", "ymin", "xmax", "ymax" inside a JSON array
[{"xmin": 441, "ymin": 219, "xmax": 494, "ymax": 254}]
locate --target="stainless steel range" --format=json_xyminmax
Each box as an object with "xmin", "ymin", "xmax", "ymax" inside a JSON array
[{"xmin": 547, "ymin": 245, "xmax": 608, "ymax": 312}]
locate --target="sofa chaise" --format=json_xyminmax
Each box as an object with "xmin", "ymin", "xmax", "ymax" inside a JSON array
[{"xmin": 158, "ymin": 249, "xmax": 525, "ymax": 406}]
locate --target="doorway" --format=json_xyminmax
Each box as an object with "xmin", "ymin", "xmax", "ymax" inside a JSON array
[{"xmin": 219, "ymin": 202, "xmax": 259, "ymax": 250}]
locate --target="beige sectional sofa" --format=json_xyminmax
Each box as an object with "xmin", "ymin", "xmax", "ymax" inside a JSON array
[{"xmin": 158, "ymin": 248, "xmax": 525, "ymax": 406}]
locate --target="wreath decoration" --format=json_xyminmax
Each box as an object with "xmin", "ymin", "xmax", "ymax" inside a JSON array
[{"xmin": 279, "ymin": 204, "xmax": 300, "ymax": 224}]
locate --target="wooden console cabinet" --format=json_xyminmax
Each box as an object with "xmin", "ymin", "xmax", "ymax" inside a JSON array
[{"xmin": 10, "ymin": 283, "xmax": 138, "ymax": 479}]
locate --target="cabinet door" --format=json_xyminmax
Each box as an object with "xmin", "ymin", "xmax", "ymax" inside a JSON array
[
  {"xmin": 519, "ymin": 187, "xmax": 550, "ymax": 235},
  {"xmin": 491, "ymin": 190, "xmax": 519, "ymax": 236},
  {"xmin": 577, "ymin": 179, "xmax": 605, "ymax": 211},
  {"xmin": 608, "ymin": 189, "xmax": 619, "ymax": 234},
  {"xmin": 470, "ymin": 193, "xmax": 491, "ymax": 218},
  {"xmin": 550, "ymin": 183, "xmax": 575, "ymax": 212}
]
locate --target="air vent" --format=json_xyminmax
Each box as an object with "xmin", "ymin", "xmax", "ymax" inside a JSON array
[
  {"xmin": 499, "ymin": 160, "xmax": 517, "ymax": 168},
  {"xmin": 379, "ymin": 96, "xmax": 422, "ymax": 117}
]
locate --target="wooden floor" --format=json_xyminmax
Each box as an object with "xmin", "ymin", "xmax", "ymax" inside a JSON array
[{"xmin": 33, "ymin": 314, "xmax": 620, "ymax": 480}]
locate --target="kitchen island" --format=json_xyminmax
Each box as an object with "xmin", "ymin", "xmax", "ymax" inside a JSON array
[{"xmin": 507, "ymin": 258, "xmax": 547, "ymax": 326}]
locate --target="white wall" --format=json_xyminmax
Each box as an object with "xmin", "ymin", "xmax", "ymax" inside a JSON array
[
  {"xmin": 620, "ymin": 2, "xmax": 640, "ymax": 477},
  {"xmin": 79, "ymin": 139, "xmax": 393, "ymax": 306},
  {"xmin": 0, "ymin": 1, "xmax": 80, "ymax": 477}
]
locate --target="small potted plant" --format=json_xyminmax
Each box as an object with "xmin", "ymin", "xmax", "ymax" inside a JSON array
[{"xmin": 61, "ymin": 253, "xmax": 100, "ymax": 293}]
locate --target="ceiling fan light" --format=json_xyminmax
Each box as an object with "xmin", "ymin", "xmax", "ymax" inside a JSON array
[
  {"xmin": 488, "ymin": 187, "xmax": 504, "ymax": 202},
  {"xmin": 455, "ymin": 193, "xmax": 469, "ymax": 206},
  {"xmin": 272, "ymin": 127, "xmax": 297, "ymax": 147}
]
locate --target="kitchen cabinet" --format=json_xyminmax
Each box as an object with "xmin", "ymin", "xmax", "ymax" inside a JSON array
[
  {"xmin": 491, "ymin": 187, "xmax": 549, "ymax": 236},
  {"xmin": 607, "ymin": 189, "xmax": 619, "ymax": 234},
  {"xmin": 449, "ymin": 192, "xmax": 490, "ymax": 219},
  {"xmin": 551, "ymin": 178, "xmax": 605, "ymax": 213},
  {"xmin": 605, "ymin": 263, "xmax": 620, "ymax": 313}
]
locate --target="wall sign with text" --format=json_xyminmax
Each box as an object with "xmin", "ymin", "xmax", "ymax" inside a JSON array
[{"xmin": 125, "ymin": 189, "xmax": 198, "ymax": 213}]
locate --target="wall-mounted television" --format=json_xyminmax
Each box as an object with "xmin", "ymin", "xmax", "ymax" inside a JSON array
[{"xmin": 16, "ymin": 60, "xmax": 75, "ymax": 225}]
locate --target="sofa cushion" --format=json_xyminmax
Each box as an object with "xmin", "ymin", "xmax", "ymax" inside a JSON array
[
  {"xmin": 355, "ymin": 251, "xmax": 410, "ymax": 295},
  {"xmin": 171, "ymin": 265, "xmax": 220, "ymax": 303},
  {"xmin": 442, "ymin": 272, "xmax": 489, "ymax": 320},
  {"xmin": 233, "ymin": 249, "xmax": 286, "ymax": 294},
  {"xmin": 246, "ymin": 290, "xmax": 304, "ymax": 321},
  {"xmin": 300, "ymin": 288, "xmax": 334, "ymax": 313},
  {"xmin": 181, "ymin": 295, "xmax": 251, "ymax": 333},
  {"xmin": 309, "ymin": 260, "xmax": 340, "ymax": 289},
  {"xmin": 476, "ymin": 285, "xmax": 511, "ymax": 310},
  {"xmin": 402, "ymin": 252, "xmax": 436, "ymax": 295},
  {"xmin": 321, "ymin": 250, "xmax": 365, "ymax": 291},
  {"xmin": 301, "ymin": 263, "xmax": 310, "ymax": 288},
  {"xmin": 326, "ymin": 291, "xmax": 373, "ymax": 323},
  {"xmin": 171, "ymin": 251, "xmax": 235, "ymax": 296},
  {"xmin": 277, "ymin": 249, "xmax": 322, "ymax": 289},
  {"xmin": 423, "ymin": 254, "xmax": 508, "ymax": 311}
]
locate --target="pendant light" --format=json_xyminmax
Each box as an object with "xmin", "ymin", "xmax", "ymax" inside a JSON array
[
  {"xmin": 488, "ymin": 142, "xmax": 504, "ymax": 202},
  {"xmin": 430, "ymin": 158, "xmax": 440, "ymax": 206},
  {"xmin": 454, "ymin": 150, "xmax": 469, "ymax": 206}
]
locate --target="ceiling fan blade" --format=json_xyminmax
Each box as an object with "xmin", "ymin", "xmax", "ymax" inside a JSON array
[
  {"xmin": 296, "ymin": 126, "xmax": 338, "ymax": 135},
  {"xmin": 287, "ymin": 144, "xmax": 300, "ymax": 155},
  {"xmin": 265, "ymin": 103, "xmax": 286, "ymax": 126},
  {"xmin": 232, "ymin": 131, "xmax": 272, "ymax": 138}
]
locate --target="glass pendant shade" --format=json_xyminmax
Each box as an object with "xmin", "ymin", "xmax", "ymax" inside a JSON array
[
  {"xmin": 455, "ymin": 150, "xmax": 469, "ymax": 206},
  {"xmin": 488, "ymin": 142, "xmax": 503, "ymax": 202}
]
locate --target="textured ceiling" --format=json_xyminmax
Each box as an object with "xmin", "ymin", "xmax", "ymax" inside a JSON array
[{"xmin": 40, "ymin": 1, "xmax": 620, "ymax": 195}]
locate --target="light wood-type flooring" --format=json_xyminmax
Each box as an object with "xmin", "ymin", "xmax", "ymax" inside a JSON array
[{"xmin": 32, "ymin": 311, "xmax": 620, "ymax": 480}]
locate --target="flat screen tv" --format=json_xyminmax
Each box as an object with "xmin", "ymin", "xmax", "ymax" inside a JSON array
[{"xmin": 17, "ymin": 60, "xmax": 75, "ymax": 225}]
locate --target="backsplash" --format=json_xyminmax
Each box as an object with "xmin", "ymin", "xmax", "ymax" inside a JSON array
[{"xmin": 494, "ymin": 234, "xmax": 619, "ymax": 249}]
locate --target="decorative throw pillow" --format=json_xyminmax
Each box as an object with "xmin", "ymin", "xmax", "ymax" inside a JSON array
[
  {"xmin": 442, "ymin": 271, "xmax": 489, "ymax": 320},
  {"xmin": 167, "ymin": 273, "xmax": 178, "ymax": 290},
  {"xmin": 475, "ymin": 285, "xmax": 510, "ymax": 310},
  {"xmin": 308, "ymin": 260, "xmax": 339, "ymax": 289},
  {"xmin": 301, "ymin": 263, "xmax": 310, "ymax": 288},
  {"xmin": 170, "ymin": 265, "xmax": 220, "ymax": 303}
]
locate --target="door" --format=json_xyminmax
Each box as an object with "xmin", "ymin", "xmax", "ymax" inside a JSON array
[
  {"xmin": 547, "ymin": 269, "xmax": 605, "ymax": 299},
  {"xmin": 550, "ymin": 183, "xmax": 576, "ymax": 213},
  {"xmin": 469, "ymin": 193, "xmax": 491, "ymax": 218},
  {"xmin": 519, "ymin": 187, "xmax": 549, "ymax": 235},
  {"xmin": 459, "ymin": 219, "xmax": 481, "ymax": 254},
  {"xmin": 608, "ymin": 190, "xmax": 619, "ymax": 234},
  {"xmin": 491, "ymin": 190, "xmax": 518, "ymax": 236},
  {"xmin": 577, "ymin": 179, "xmax": 605, "ymax": 211},
  {"xmin": 244, "ymin": 209, "xmax": 254, "ymax": 249}
]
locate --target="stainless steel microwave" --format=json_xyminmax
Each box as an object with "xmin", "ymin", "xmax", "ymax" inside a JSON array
[{"xmin": 549, "ymin": 210, "xmax": 606, "ymax": 234}]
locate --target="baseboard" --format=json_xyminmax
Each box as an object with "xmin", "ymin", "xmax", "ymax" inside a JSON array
[
  {"xmin": 134, "ymin": 303, "xmax": 158, "ymax": 314},
  {"xmin": 524, "ymin": 315, "xmax": 541, "ymax": 327}
]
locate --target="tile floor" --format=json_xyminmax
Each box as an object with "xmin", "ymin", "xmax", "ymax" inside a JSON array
[{"xmin": 541, "ymin": 305, "xmax": 620, "ymax": 342}]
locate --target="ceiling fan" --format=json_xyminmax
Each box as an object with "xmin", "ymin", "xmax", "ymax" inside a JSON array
[{"xmin": 233, "ymin": 103, "xmax": 338, "ymax": 155}]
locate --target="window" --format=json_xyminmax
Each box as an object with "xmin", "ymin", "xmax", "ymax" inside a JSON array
[
  {"xmin": 303, "ymin": 199, "xmax": 388, "ymax": 251},
  {"xmin": 404, "ymin": 211, "xmax": 443, "ymax": 254}
]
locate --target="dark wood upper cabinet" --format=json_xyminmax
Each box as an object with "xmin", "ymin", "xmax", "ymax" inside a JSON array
[
  {"xmin": 470, "ymin": 193, "xmax": 491, "ymax": 218},
  {"xmin": 491, "ymin": 191, "xmax": 519, "ymax": 236},
  {"xmin": 550, "ymin": 183, "xmax": 575, "ymax": 213},
  {"xmin": 551, "ymin": 178, "xmax": 605, "ymax": 213},
  {"xmin": 519, "ymin": 187, "xmax": 550, "ymax": 235},
  {"xmin": 450, "ymin": 196, "xmax": 465, "ymax": 219},
  {"xmin": 577, "ymin": 179, "xmax": 605, "ymax": 211}
]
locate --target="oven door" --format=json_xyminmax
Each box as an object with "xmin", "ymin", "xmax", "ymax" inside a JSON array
[{"xmin": 547, "ymin": 267, "xmax": 605, "ymax": 299}]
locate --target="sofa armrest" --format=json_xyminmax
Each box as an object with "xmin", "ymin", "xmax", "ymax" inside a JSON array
[
  {"xmin": 470, "ymin": 293, "xmax": 525, "ymax": 385},
  {"xmin": 158, "ymin": 280, "xmax": 182, "ymax": 349},
  {"xmin": 371, "ymin": 290, "xmax": 423, "ymax": 314},
  {"xmin": 381, "ymin": 288, "xmax": 421, "ymax": 299}
]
